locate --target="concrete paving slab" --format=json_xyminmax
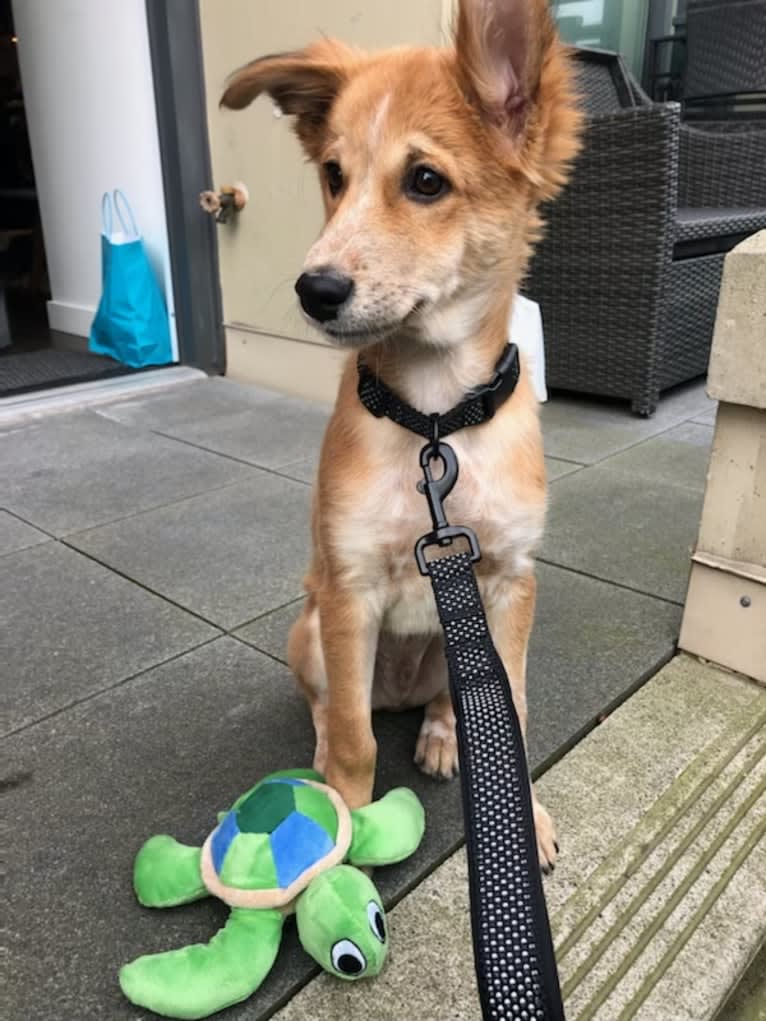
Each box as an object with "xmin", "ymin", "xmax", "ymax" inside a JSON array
[
  {"xmin": 542, "ymin": 465, "xmax": 703, "ymax": 603},
  {"xmin": 0, "ymin": 509, "xmax": 50, "ymax": 555},
  {"xmin": 1, "ymin": 542, "xmax": 218, "ymax": 735},
  {"xmin": 96, "ymin": 377, "xmax": 281, "ymax": 430},
  {"xmin": 0, "ymin": 410, "xmax": 255, "ymax": 535},
  {"xmin": 3, "ymin": 637, "xmax": 462, "ymax": 1021},
  {"xmin": 100, "ymin": 379, "xmax": 330, "ymax": 473},
  {"xmin": 541, "ymin": 382, "xmax": 714, "ymax": 465},
  {"xmin": 274, "ymin": 656, "xmax": 765, "ymax": 1021},
  {"xmin": 67, "ymin": 472, "xmax": 312, "ymax": 630},
  {"xmin": 598, "ymin": 421, "xmax": 714, "ymax": 492},
  {"xmin": 525, "ymin": 563, "xmax": 682, "ymax": 768},
  {"xmin": 146, "ymin": 397, "xmax": 329, "ymax": 472},
  {"xmin": 546, "ymin": 456, "xmax": 584, "ymax": 481}
]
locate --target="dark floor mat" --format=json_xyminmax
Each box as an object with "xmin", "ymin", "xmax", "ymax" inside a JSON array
[{"xmin": 0, "ymin": 348, "xmax": 139, "ymax": 397}]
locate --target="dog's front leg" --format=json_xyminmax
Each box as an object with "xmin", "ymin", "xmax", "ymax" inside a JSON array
[
  {"xmin": 319, "ymin": 585, "xmax": 379, "ymax": 810},
  {"xmin": 487, "ymin": 572, "xmax": 559, "ymax": 873}
]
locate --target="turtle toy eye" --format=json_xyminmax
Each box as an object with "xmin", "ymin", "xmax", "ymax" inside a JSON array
[
  {"xmin": 331, "ymin": 939, "xmax": 367, "ymax": 977},
  {"xmin": 367, "ymin": 900, "xmax": 386, "ymax": 943}
]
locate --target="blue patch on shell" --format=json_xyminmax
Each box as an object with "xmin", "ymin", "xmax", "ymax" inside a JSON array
[
  {"xmin": 270, "ymin": 811, "xmax": 335, "ymax": 888},
  {"xmin": 211, "ymin": 809, "xmax": 240, "ymax": 874}
]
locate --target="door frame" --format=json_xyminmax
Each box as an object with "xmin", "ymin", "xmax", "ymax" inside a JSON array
[{"xmin": 145, "ymin": 0, "xmax": 225, "ymax": 374}]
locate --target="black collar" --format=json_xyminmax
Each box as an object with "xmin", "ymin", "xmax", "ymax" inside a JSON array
[{"xmin": 357, "ymin": 343, "xmax": 520, "ymax": 443}]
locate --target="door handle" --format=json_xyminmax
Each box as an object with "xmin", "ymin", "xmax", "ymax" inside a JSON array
[{"xmin": 199, "ymin": 182, "xmax": 249, "ymax": 224}]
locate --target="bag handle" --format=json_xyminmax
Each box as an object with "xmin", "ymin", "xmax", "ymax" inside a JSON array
[
  {"xmin": 113, "ymin": 189, "xmax": 140, "ymax": 239},
  {"xmin": 101, "ymin": 192, "xmax": 113, "ymax": 237}
]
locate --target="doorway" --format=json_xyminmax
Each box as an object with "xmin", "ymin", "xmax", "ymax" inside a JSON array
[{"xmin": 0, "ymin": 0, "xmax": 182, "ymax": 399}]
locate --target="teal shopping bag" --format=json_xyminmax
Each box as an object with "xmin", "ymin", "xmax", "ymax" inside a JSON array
[{"xmin": 89, "ymin": 191, "xmax": 172, "ymax": 367}]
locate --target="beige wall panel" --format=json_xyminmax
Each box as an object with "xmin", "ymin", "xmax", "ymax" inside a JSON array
[
  {"xmin": 224, "ymin": 327, "xmax": 346, "ymax": 404},
  {"xmin": 200, "ymin": 0, "xmax": 447, "ymax": 354}
]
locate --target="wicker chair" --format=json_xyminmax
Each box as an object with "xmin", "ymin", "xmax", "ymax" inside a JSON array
[
  {"xmin": 684, "ymin": 0, "xmax": 766, "ymax": 104},
  {"xmin": 523, "ymin": 49, "xmax": 766, "ymax": 415}
]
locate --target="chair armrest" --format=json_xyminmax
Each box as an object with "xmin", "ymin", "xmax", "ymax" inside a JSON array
[{"xmin": 679, "ymin": 124, "xmax": 766, "ymax": 207}]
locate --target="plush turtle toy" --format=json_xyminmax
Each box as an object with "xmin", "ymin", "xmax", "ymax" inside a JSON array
[{"xmin": 120, "ymin": 769, "xmax": 425, "ymax": 1019}]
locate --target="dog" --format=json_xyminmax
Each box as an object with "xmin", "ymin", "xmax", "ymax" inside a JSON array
[{"xmin": 222, "ymin": 0, "xmax": 581, "ymax": 870}]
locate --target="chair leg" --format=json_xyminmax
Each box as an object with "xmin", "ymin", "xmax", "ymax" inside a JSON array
[{"xmin": 631, "ymin": 392, "xmax": 659, "ymax": 417}]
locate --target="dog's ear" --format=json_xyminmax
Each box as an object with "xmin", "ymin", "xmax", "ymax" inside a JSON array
[
  {"xmin": 455, "ymin": 0, "xmax": 554, "ymax": 140},
  {"xmin": 221, "ymin": 39, "xmax": 355, "ymax": 159}
]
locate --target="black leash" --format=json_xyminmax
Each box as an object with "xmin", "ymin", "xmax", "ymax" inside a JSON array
[{"xmin": 359, "ymin": 346, "xmax": 565, "ymax": 1021}]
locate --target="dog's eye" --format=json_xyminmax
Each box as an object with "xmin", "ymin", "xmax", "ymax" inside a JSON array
[
  {"xmin": 324, "ymin": 161, "xmax": 344, "ymax": 197},
  {"xmin": 406, "ymin": 165, "xmax": 449, "ymax": 203}
]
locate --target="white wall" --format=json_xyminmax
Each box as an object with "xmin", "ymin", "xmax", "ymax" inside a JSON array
[{"xmin": 12, "ymin": 0, "xmax": 177, "ymax": 355}]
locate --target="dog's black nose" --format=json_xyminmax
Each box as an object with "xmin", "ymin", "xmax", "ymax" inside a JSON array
[{"xmin": 295, "ymin": 270, "xmax": 354, "ymax": 322}]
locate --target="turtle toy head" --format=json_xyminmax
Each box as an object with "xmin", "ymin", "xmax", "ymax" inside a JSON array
[
  {"xmin": 120, "ymin": 769, "xmax": 424, "ymax": 1019},
  {"xmin": 296, "ymin": 864, "xmax": 388, "ymax": 979}
]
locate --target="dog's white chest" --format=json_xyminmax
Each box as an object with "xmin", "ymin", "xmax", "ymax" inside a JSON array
[{"xmin": 333, "ymin": 436, "xmax": 545, "ymax": 636}]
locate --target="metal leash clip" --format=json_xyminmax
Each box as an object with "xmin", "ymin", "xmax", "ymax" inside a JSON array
[{"xmin": 414, "ymin": 439, "xmax": 481, "ymax": 576}]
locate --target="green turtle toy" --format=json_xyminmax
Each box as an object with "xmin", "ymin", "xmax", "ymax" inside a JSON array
[{"xmin": 120, "ymin": 768, "xmax": 425, "ymax": 1019}]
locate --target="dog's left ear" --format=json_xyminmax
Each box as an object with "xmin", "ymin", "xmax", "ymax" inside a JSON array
[
  {"xmin": 455, "ymin": 0, "xmax": 555, "ymax": 140},
  {"xmin": 220, "ymin": 39, "xmax": 357, "ymax": 159}
]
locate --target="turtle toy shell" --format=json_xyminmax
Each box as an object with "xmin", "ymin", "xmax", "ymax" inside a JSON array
[{"xmin": 200, "ymin": 775, "xmax": 353, "ymax": 909}]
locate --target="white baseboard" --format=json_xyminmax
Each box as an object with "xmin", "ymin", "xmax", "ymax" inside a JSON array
[{"xmin": 46, "ymin": 299, "xmax": 95, "ymax": 338}]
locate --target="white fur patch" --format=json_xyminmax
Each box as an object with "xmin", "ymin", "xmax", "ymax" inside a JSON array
[
  {"xmin": 368, "ymin": 94, "xmax": 391, "ymax": 148},
  {"xmin": 417, "ymin": 286, "xmax": 493, "ymax": 352},
  {"xmin": 419, "ymin": 718, "xmax": 452, "ymax": 741}
]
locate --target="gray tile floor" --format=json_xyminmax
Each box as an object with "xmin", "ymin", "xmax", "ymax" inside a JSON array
[{"xmin": 2, "ymin": 376, "xmax": 713, "ymax": 1020}]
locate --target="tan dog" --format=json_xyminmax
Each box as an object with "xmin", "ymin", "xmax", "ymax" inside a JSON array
[{"xmin": 222, "ymin": 0, "xmax": 581, "ymax": 869}]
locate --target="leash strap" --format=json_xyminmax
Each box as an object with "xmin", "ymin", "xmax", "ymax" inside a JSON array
[
  {"xmin": 417, "ymin": 442, "xmax": 564, "ymax": 1021},
  {"xmin": 355, "ymin": 351, "xmax": 563, "ymax": 1018}
]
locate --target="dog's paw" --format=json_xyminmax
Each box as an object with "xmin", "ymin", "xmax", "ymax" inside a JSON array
[
  {"xmin": 414, "ymin": 719, "xmax": 459, "ymax": 780},
  {"xmin": 533, "ymin": 799, "xmax": 559, "ymax": 875}
]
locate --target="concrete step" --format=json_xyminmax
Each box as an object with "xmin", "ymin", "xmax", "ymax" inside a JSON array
[
  {"xmin": 274, "ymin": 655, "xmax": 766, "ymax": 1021},
  {"xmin": 552, "ymin": 683, "xmax": 765, "ymax": 1020}
]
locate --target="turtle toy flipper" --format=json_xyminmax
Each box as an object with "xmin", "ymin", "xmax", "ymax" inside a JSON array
[
  {"xmin": 120, "ymin": 909, "xmax": 283, "ymax": 1020},
  {"xmin": 120, "ymin": 770, "xmax": 425, "ymax": 1019}
]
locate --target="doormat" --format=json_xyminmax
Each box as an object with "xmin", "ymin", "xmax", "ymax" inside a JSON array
[{"xmin": 0, "ymin": 349, "xmax": 146, "ymax": 398}]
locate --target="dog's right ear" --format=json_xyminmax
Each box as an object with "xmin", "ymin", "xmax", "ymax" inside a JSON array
[{"xmin": 220, "ymin": 39, "xmax": 355, "ymax": 159}]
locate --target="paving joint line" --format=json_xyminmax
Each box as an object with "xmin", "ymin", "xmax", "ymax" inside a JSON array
[
  {"xmin": 149, "ymin": 428, "xmax": 315, "ymax": 486},
  {"xmin": 230, "ymin": 595, "xmax": 306, "ymax": 634},
  {"xmin": 535, "ymin": 557, "xmax": 685, "ymax": 606},
  {"xmin": 57, "ymin": 538, "xmax": 227, "ymax": 630},
  {"xmin": 582, "ymin": 408, "xmax": 715, "ymax": 469},
  {"xmin": 49, "ymin": 474, "xmax": 267, "ymax": 540},
  {"xmin": 3, "ymin": 634, "xmax": 222, "ymax": 740}
]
